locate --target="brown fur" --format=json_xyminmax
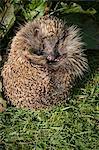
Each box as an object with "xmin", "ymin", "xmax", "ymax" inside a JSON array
[{"xmin": 2, "ymin": 15, "xmax": 88, "ymax": 109}]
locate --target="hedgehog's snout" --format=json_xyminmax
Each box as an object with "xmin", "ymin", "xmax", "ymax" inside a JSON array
[
  {"xmin": 46, "ymin": 53, "xmax": 55, "ymax": 62},
  {"xmin": 46, "ymin": 50, "xmax": 60, "ymax": 63}
]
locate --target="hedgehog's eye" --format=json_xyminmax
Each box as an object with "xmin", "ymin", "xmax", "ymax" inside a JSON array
[
  {"xmin": 33, "ymin": 49, "xmax": 44, "ymax": 56},
  {"xmin": 54, "ymin": 49, "xmax": 60, "ymax": 58},
  {"xmin": 29, "ymin": 48, "xmax": 44, "ymax": 56}
]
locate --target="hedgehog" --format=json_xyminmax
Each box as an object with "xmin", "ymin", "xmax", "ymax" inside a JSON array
[{"xmin": 1, "ymin": 15, "xmax": 88, "ymax": 109}]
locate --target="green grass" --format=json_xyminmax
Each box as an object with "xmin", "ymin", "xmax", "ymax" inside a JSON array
[{"xmin": 0, "ymin": 57, "xmax": 99, "ymax": 150}]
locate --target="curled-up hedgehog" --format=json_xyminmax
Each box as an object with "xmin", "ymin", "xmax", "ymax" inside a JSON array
[{"xmin": 2, "ymin": 15, "xmax": 88, "ymax": 109}]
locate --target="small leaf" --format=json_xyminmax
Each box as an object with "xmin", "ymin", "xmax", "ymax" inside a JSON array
[{"xmin": 0, "ymin": 2, "xmax": 15, "ymax": 39}]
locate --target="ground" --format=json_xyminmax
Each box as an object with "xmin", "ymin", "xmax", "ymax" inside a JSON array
[{"xmin": 0, "ymin": 49, "xmax": 99, "ymax": 150}]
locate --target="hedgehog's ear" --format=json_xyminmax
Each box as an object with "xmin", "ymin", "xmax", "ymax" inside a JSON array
[{"xmin": 34, "ymin": 27, "xmax": 39, "ymax": 37}]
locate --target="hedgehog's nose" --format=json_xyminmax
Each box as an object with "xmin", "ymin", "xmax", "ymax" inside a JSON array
[
  {"xmin": 46, "ymin": 51, "xmax": 60, "ymax": 62},
  {"xmin": 47, "ymin": 54, "xmax": 55, "ymax": 62}
]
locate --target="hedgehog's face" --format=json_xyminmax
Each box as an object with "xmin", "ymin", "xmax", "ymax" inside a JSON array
[{"xmin": 27, "ymin": 26, "xmax": 67, "ymax": 69}]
